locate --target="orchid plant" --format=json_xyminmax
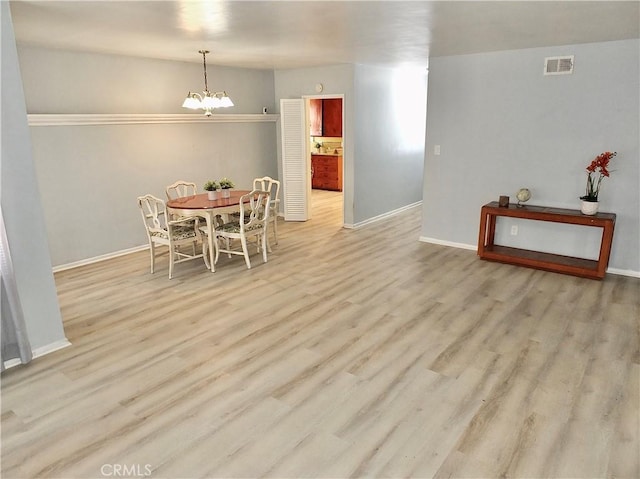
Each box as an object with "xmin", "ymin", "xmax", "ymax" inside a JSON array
[{"xmin": 580, "ymin": 151, "xmax": 616, "ymax": 202}]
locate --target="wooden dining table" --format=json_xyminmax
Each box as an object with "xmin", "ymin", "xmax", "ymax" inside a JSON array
[{"xmin": 166, "ymin": 190, "xmax": 251, "ymax": 272}]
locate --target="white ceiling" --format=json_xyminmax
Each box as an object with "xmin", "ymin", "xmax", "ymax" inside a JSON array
[{"xmin": 9, "ymin": 1, "xmax": 640, "ymax": 70}]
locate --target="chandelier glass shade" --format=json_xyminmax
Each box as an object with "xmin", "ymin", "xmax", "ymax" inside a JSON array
[{"xmin": 182, "ymin": 50, "xmax": 233, "ymax": 116}]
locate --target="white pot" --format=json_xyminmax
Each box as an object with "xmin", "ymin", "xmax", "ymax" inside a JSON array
[
  {"xmin": 221, "ymin": 188, "xmax": 231, "ymax": 198},
  {"xmin": 207, "ymin": 190, "xmax": 218, "ymax": 200},
  {"xmin": 580, "ymin": 200, "xmax": 599, "ymax": 215}
]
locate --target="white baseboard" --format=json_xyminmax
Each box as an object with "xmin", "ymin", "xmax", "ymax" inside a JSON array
[
  {"xmin": 344, "ymin": 201, "xmax": 422, "ymax": 229},
  {"xmin": 53, "ymin": 245, "xmax": 148, "ymax": 272},
  {"xmin": 607, "ymin": 267, "xmax": 640, "ymax": 278},
  {"xmin": 419, "ymin": 236, "xmax": 640, "ymax": 278},
  {"xmin": 3, "ymin": 338, "xmax": 72, "ymax": 370},
  {"xmin": 53, "ymin": 220, "xmax": 274, "ymax": 272},
  {"xmin": 419, "ymin": 236, "xmax": 477, "ymax": 251}
]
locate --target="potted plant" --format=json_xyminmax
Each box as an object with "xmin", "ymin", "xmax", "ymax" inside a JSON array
[
  {"xmin": 203, "ymin": 180, "xmax": 219, "ymax": 200},
  {"xmin": 219, "ymin": 178, "xmax": 235, "ymax": 198},
  {"xmin": 580, "ymin": 151, "xmax": 616, "ymax": 215}
]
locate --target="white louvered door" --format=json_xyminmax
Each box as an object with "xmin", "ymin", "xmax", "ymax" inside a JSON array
[{"xmin": 280, "ymin": 99, "xmax": 309, "ymax": 221}]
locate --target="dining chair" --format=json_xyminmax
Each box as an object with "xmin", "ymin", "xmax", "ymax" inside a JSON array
[
  {"xmin": 252, "ymin": 176, "xmax": 281, "ymax": 246},
  {"xmin": 165, "ymin": 179, "xmax": 207, "ymax": 228},
  {"xmin": 137, "ymin": 194, "xmax": 202, "ymax": 279},
  {"xmin": 165, "ymin": 180, "xmax": 197, "ymax": 200},
  {"xmin": 212, "ymin": 189, "xmax": 270, "ymax": 269}
]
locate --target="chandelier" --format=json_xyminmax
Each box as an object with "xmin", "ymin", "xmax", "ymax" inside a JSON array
[{"xmin": 182, "ymin": 50, "xmax": 233, "ymax": 116}]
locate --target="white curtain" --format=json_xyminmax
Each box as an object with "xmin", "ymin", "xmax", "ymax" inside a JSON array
[{"xmin": 1, "ymin": 206, "xmax": 32, "ymax": 371}]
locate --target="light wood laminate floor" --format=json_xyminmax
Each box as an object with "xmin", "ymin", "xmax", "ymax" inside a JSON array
[{"xmin": 2, "ymin": 190, "xmax": 639, "ymax": 478}]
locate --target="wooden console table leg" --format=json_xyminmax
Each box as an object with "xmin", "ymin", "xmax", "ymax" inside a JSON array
[
  {"xmin": 478, "ymin": 208, "xmax": 495, "ymax": 257},
  {"xmin": 487, "ymin": 213, "xmax": 497, "ymax": 248},
  {"xmin": 597, "ymin": 222, "xmax": 615, "ymax": 278}
]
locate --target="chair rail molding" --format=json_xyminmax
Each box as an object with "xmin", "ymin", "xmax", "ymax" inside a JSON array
[{"xmin": 28, "ymin": 113, "xmax": 279, "ymax": 126}]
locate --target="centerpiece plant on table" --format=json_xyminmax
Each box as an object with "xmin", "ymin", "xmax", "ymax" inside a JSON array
[
  {"xmin": 219, "ymin": 178, "xmax": 235, "ymax": 198},
  {"xmin": 204, "ymin": 180, "xmax": 219, "ymax": 200}
]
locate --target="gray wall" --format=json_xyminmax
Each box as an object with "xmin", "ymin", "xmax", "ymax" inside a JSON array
[
  {"xmin": 1, "ymin": 3, "xmax": 67, "ymax": 351},
  {"xmin": 423, "ymin": 39, "xmax": 640, "ymax": 274},
  {"xmin": 352, "ymin": 64, "xmax": 426, "ymax": 223},
  {"xmin": 19, "ymin": 46, "xmax": 276, "ymax": 115},
  {"xmin": 30, "ymin": 122, "xmax": 277, "ymax": 266},
  {"xmin": 17, "ymin": 47, "xmax": 278, "ymax": 266},
  {"xmin": 274, "ymin": 64, "xmax": 427, "ymax": 226}
]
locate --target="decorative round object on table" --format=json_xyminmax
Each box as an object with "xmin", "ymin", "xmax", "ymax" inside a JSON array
[
  {"xmin": 580, "ymin": 200, "xmax": 599, "ymax": 216},
  {"xmin": 516, "ymin": 188, "xmax": 531, "ymax": 207}
]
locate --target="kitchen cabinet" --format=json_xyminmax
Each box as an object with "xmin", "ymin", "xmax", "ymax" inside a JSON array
[
  {"xmin": 322, "ymin": 99, "xmax": 342, "ymax": 137},
  {"xmin": 311, "ymin": 154, "xmax": 343, "ymax": 191},
  {"xmin": 309, "ymin": 98, "xmax": 342, "ymax": 137},
  {"xmin": 309, "ymin": 99, "xmax": 322, "ymax": 136}
]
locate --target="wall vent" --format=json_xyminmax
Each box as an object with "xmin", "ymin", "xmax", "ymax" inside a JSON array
[{"xmin": 544, "ymin": 55, "xmax": 574, "ymax": 75}]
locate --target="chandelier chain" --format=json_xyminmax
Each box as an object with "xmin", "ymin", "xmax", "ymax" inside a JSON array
[{"xmin": 199, "ymin": 50, "xmax": 209, "ymax": 93}]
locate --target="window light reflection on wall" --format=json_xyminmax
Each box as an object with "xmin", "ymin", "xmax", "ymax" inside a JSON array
[{"xmin": 390, "ymin": 67, "xmax": 428, "ymax": 153}]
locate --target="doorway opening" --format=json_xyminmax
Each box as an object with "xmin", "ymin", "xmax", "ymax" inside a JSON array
[{"xmin": 305, "ymin": 95, "xmax": 344, "ymax": 225}]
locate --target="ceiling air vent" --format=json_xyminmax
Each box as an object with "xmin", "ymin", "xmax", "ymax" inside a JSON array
[{"xmin": 544, "ymin": 55, "xmax": 574, "ymax": 75}]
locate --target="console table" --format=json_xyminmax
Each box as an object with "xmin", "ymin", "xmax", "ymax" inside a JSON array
[{"xmin": 477, "ymin": 202, "xmax": 616, "ymax": 279}]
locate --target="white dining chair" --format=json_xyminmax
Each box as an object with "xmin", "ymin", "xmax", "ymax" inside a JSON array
[
  {"xmin": 137, "ymin": 194, "xmax": 202, "ymax": 279},
  {"xmin": 165, "ymin": 180, "xmax": 197, "ymax": 200},
  {"xmin": 252, "ymin": 176, "xmax": 281, "ymax": 246},
  {"xmin": 213, "ymin": 189, "xmax": 270, "ymax": 269},
  {"xmin": 165, "ymin": 179, "xmax": 205, "ymax": 226}
]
